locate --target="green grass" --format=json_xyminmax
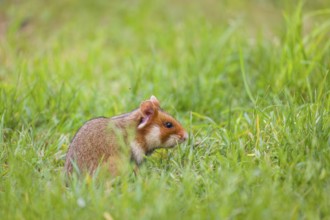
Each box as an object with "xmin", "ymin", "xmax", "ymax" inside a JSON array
[{"xmin": 1, "ymin": 0, "xmax": 330, "ymax": 219}]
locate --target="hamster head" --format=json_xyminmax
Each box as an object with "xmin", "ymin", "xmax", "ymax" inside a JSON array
[{"xmin": 136, "ymin": 95, "xmax": 188, "ymax": 151}]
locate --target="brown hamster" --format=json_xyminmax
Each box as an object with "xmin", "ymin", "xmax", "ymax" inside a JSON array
[{"xmin": 64, "ymin": 96, "xmax": 188, "ymax": 175}]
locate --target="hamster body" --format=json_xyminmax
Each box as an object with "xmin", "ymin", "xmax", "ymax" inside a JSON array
[{"xmin": 64, "ymin": 96, "xmax": 188, "ymax": 175}]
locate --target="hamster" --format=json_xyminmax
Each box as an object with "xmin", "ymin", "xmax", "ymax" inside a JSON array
[{"xmin": 64, "ymin": 95, "xmax": 188, "ymax": 175}]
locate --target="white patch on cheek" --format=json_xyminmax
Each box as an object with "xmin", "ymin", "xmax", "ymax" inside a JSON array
[
  {"xmin": 130, "ymin": 141, "xmax": 145, "ymax": 165},
  {"xmin": 145, "ymin": 126, "xmax": 161, "ymax": 149}
]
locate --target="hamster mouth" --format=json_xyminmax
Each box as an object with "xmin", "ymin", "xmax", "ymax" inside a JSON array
[
  {"xmin": 146, "ymin": 148, "xmax": 155, "ymax": 156},
  {"xmin": 164, "ymin": 142, "xmax": 181, "ymax": 149},
  {"xmin": 166, "ymin": 144, "xmax": 178, "ymax": 148}
]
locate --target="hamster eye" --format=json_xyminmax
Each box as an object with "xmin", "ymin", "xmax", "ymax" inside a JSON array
[{"xmin": 164, "ymin": 122, "xmax": 173, "ymax": 128}]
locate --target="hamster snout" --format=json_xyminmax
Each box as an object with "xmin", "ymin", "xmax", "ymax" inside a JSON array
[{"xmin": 181, "ymin": 132, "xmax": 188, "ymax": 141}]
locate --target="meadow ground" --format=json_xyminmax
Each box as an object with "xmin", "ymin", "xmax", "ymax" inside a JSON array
[{"xmin": 0, "ymin": 0, "xmax": 330, "ymax": 219}]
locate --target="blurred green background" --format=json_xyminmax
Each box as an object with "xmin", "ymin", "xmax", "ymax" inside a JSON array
[{"xmin": 0, "ymin": 0, "xmax": 329, "ymax": 219}]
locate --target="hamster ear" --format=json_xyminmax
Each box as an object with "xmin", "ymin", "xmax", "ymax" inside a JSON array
[
  {"xmin": 150, "ymin": 95, "xmax": 160, "ymax": 108},
  {"xmin": 138, "ymin": 100, "xmax": 156, "ymax": 129}
]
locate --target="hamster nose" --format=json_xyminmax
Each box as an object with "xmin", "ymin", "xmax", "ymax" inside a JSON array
[{"xmin": 181, "ymin": 132, "xmax": 188, "ymax": 141}]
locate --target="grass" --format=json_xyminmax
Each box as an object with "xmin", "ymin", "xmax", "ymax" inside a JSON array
[{"xmin": 1, "ymin": 0, "xmax": 330, "ymax": 219}]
